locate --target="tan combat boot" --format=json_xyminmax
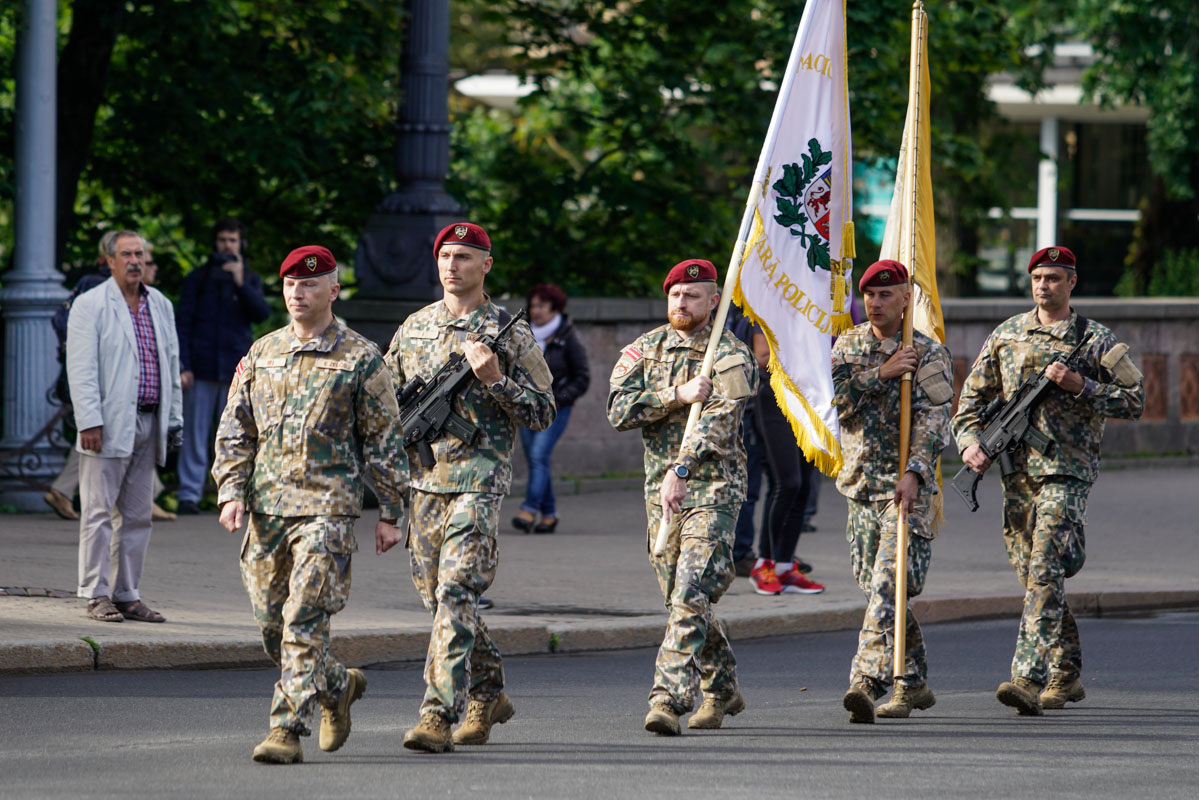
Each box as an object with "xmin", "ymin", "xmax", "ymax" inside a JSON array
[
  {"xmin": 1041, "ymin": 674, "xmax": 1085, "ymax": 709},
  {"xmin": 876, "ymin": 683, "xmax": 936, "ymax": 718},
  {"xmin": 644, "ymin": 702, "xmax": 681, "ymax": 736},
  {"xmin": 319, "ymin": 668, "xmax": 366, "ymax": 752},
  {"xmin": 842, "ymin": 678, "xmax": 879, "ymax": 724},
  {"xmin": 252, "ymin": 728, "xmax": 303, "ymax": 764},
  {"xmin": 996, "ymin": 676, "xmax": 1044, "ymax": 716},
  {"xmin": 403, "ymin": 712, "xmax": 455, "ymax": 753},
  {"xmin": 688, "ymin": 691, "xmax": 746, "ymax": 729},
  {"xmin": 452, "ymin": 692, "xmax": 516, "ymax": 745}
]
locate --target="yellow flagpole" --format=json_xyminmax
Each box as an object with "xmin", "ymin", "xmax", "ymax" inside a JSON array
[{"xmin": 894, "ymin": 0, "xmax": 926, "ymax": 682}]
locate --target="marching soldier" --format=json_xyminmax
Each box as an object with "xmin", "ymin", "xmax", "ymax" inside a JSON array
[
  {"xmin": 607, "ymin": 259, "xmax": 757, "ymax": 736},
  {"xmin": 382, "ymin": 222, "xmax": 555, "ymax": 753},
  {"xmin": 213, "ymin": 245, "xmax": 408, "ymax": 763},
  {"xmin": 953, "ymin": 246, "xmax": 1144, "ymax": 715},
  {"xmin": 831, "ymin": 260, "xmax": 953, "ymax": 724}
]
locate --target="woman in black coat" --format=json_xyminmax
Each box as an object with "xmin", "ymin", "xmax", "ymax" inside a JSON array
[{"xmin": 512, "ymin": 284, "xmax": 590, "ymax": 533}]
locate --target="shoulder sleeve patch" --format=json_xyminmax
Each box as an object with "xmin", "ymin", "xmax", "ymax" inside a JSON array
[
  {"xmin": 916, "ymin": 360, "xmax": 953, "ymax": 405},
  {"xmin": 1100, "ymin": 342, "xmax": 1142, "ymax": 387},
  {"xmin": 714, "ymin": 354, "xmax": 744, "ymax": 372},
  {"xmin": 518, "ymin": 346, "xmax": 553, "ymax": 391},
  {"xmin": 364, "ymin": 363, "xmax": 399, "ymax": 415},
  {"xmin": 610, "ymin": 345, "xmax": 643, "ymax": 384},
  {"xmin": 714, "ymin": 353, "xmax": 752, "ymax": 399}
]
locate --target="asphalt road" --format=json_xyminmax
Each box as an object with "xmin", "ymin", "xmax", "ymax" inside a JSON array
[{"xmin": 1, "ymin": 613, "xmax": 1196, "ymax": 800}]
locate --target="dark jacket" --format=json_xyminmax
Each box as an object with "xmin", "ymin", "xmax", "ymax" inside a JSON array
[
  {"xmin": 176, "ymin": 256, "xmax": 271, "ymax": 382},
  {"xmin": 542, "ymin": 314, "xmax": 590, "ymax": 409}
]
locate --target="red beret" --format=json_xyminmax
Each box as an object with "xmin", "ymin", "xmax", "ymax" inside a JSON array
[
  {"xmin": 434, "ymin": 222, "xmax": 491, "ymax": 258},
  {"xmin": 663, "ymin": 259, "xmax": 718, "ymax": 293},
  {"xmin": 1027, "ymin": 245, "xmax": 1076, "ymax": 273},
  {"xmin": 858, "ymin": 259, "xmax": 909, "ymax": 292},
  {"xmin": 280, "ymin": 245, "xmax": 337, "ymax": 278}
]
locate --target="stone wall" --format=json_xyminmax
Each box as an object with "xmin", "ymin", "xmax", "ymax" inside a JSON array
[{"xmin": 338, "ymin": 296, "xmax": 1199, "ymax": 481}]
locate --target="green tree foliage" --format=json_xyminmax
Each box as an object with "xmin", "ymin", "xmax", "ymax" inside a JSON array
[
  {"xmin": 1067, "ymin": 0, "xmax": 1199, "ymax": 294},
  {"xmin": 449, "ymin": 0, "xmax": 784, "ymax": 296},
  {"xmin": 448, "ymin": 0, "xmax": 1052, "ymax": 296},
  {"xmin": 1, "ymin": 0, "xmax": 402, "ymax": 290}
]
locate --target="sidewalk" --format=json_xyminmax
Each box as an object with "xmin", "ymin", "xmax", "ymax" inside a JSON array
[{"xmin": 2, "ymin": 464, "xmax": 1196, "ymax": 674}]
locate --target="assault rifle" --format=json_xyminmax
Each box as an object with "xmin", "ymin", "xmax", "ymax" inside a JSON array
[
  {"xmin": 952, "ymin": 331, "xmax": 1092, "ymax": 512},
  {"xmin": 398, "ymin": 308, "xmax": 526, "ymax": 469}
]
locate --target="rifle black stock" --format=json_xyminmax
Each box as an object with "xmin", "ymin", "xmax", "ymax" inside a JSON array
[
  {"xmin": 952, "ymin": 332, "xmax": 1092, "ymax": 512},
  {"xmin": 399, "ymin": 308, "xmax": 528, "ymax": 469}
]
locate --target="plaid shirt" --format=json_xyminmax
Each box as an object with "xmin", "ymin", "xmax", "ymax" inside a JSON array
[{"xmin": 129, "ymin": 290, "xmax": 160, "ymax": 406}]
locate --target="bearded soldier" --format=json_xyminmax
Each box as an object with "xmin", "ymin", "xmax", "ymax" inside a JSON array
[
  {"xmin": 382, "ymin": 222, "xmax": 556, "ymax": 753},
  {"xmin": 954, "ymin": 245, "xmax": 1144, "ymax": 715},
  {"xmin": 831, "ymin": 260, "xmax": 953, "ymax": 724},
  {"xmin": 213, "ymin": 245, "xmax": 408, "ymax": 763},
  {"xmin": 607, "ymin": 258, "xmax": 757, "ymax": 736}
]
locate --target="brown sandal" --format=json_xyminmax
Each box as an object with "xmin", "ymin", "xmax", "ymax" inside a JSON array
[
  {"xmin": 86, "ymin": 596, "xmax": 124, "ymax": 623},
  {"xmin": 114, "ymin": 599, "xmax": 165, "ymax": 623}
]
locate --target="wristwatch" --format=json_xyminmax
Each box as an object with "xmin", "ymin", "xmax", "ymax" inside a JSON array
[
  {"xmin": 488, "ymin": 377, "xmax": 507, "ymax": 393},
  {"xmin": 671, "ymin": 464, "xmax": 691, "ymax": 480}
]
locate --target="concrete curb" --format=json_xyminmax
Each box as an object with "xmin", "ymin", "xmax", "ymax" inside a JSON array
[{"xmin": 2, "ymin": 587, "xmax": 1195, "ymax": 675}]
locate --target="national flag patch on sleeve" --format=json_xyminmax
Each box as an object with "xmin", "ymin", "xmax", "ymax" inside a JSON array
[
  {"xmin": 611, "ymin": 345, "xmax": 643, "ymax": 382},
  {"xmin": 236, "ymin": 357, "xmax": 248, "ymax": 376}
]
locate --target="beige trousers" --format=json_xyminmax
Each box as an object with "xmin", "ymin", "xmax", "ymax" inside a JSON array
[
  {"xmin": 54, "ymin": 445, "xmax": 165, "ymax": 500},
  {"xmin": 77, "ymin": 411, "xmax": 157, "ymax": 601}
]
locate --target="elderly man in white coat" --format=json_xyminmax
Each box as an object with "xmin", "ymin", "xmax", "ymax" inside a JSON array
[{"xmin": 66, "ymin": 230, "xmax": 183, "ymax": 623}]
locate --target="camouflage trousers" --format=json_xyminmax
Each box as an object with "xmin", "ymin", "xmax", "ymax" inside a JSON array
[
  {"xmin": 240, "ymin": 514, "xmax": 356, "ymax": 736},
  {"xmin": 408, "ymin": 490, "xmax": 503, "ymax": 723},
  {"xmin": 1001, "ymin": 473, "xmax": 1088, "ymax": 685},
  {"xmin": 645, "ymin": 501, "xmax": 738, "ymax": 714},
  {"xmin": 846, "ymin": 497, "xmax": 934, "ymax": 691}
]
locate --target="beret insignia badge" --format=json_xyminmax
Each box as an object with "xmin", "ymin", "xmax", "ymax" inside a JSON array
[
  {"xmin": 1048, "ymin": 248, "xmax": 1060, "ymax": 262},
  {"xmin": 304, "ymin": 256, "xmax": 318, "ymax": 271},
  {"xmin": 454, "ymin": 225, "xmax": 468, "ymax": 240},
  {"xmin": 686, "ymin": 264, "xmax": 700, "ymax": 278},
  {"xmin": 878, "ymin": 270, "xmax": 892, "ymax": 283}
]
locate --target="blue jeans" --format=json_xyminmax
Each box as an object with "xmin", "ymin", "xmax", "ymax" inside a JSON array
[
  {"xmin": 519, "ymin": 405, "xmax": 572, "ymax": 517},
  {"xmin": 178, "ymin": 379, "xmax": 228, "ymax": 503}
]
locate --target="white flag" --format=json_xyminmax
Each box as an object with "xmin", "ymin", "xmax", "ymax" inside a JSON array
[{"xmin": 733, "ymin": 0, "xmax": 853, "ymax": 475}]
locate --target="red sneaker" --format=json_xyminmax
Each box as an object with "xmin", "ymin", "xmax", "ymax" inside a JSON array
[
  {"xmin": 778, "ymin": 565, "xmax": 824, "ymax": 594},
  {"xmin": 749, "ymin": 561, "xmax": 783, "ymax": 595}
]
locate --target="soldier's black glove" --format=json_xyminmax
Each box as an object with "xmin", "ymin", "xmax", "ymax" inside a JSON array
[{"xmin": 167, "ymin": 426, "xmax": 184, "ymax": 453}]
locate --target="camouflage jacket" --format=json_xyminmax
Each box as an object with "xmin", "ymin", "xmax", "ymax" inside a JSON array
[
  {"xmin": 385, "ymin": 298, "xmax": 556, "ymax": 495},
  {"xmin": 831, "ymin": 323, "xmax": 953, "ymax": 501},
  {"xmin": 952, "ymin": 309, "xmax": 1144, "ymax": 483},
  {"xmin": 213, "ymin": 319, "xmax": 408, "ymax": 520},
  {"xmin": 607, "ymin": 321, "xmax": 757, "ymax": 508}
]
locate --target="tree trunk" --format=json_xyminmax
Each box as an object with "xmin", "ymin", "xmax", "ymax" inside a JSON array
[
  {"xmin": 1127, "ymin": 173, "xmax": 1199, "ymax": 293},
  {"xmin": 56, "ymin": 0, "xmax": 125, "ymax": 267}
]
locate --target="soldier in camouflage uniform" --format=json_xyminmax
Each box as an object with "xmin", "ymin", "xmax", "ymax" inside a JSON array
[
  {"xmin": 953, "ymin": 246, "xmax": 1144, "ymax": 716},
  {"xmin": 607, "ymin": 259, "xmax": 757, "ymax": 736},
  {"xmin": 382, "ymin": 222, "xmax": 555, "ymax": 753},
  {"xmin": 213, "ymin": 245, "xmax": 408, "ymax": 764},
  {"xmin": 831, "ymin": 260, "xmax": 953, "ymax": 724}
]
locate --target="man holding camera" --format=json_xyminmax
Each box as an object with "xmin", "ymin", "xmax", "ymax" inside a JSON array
[{"xmin": 175, "ymin": 218, "xmax": 271, "ymax": 514}]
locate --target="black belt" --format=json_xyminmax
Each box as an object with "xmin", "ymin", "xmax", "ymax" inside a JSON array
[{"xmin": 137, "ymin": 402, "xmax": 158, "ymax": 414}]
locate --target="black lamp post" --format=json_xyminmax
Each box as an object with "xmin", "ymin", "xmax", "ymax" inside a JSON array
[{"xmin": 354, "ymin": 0, "xmax": 462, "ymax": 300}]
